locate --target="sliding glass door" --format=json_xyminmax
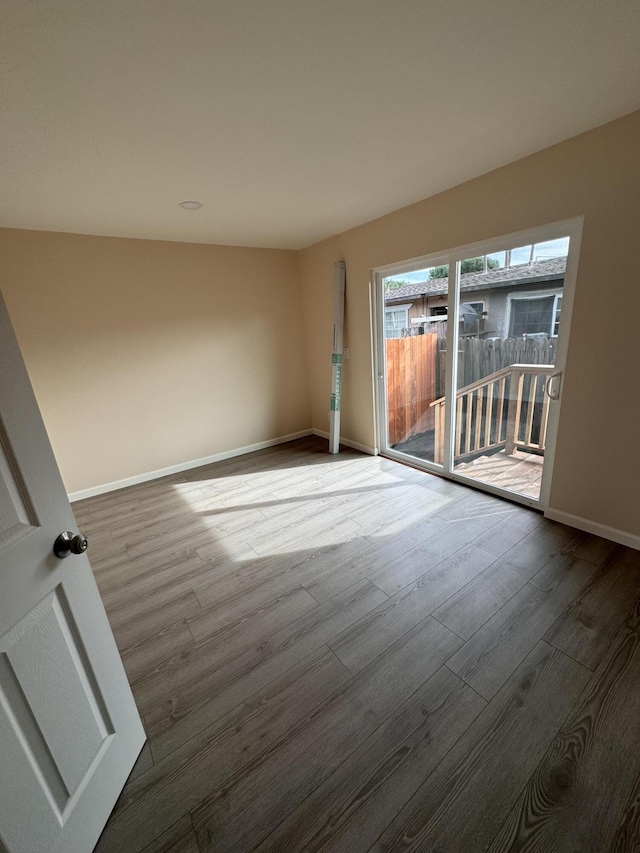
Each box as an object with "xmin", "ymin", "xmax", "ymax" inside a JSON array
[{"xmin": 375, "ymin": 220, "xmax": 581, "ymax": 508}]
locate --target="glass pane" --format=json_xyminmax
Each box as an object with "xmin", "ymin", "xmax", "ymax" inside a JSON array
[
  {"xmin": 385, "ymin": 308, "xmax": 408, "ymax": 339},
  {"xmin": 383, "ymin": 265, "xmax": 448, "ymax": 465},
  {"xmin": 451, "ymin": 238, "xmax": 569, "ymax": 500},
  {"xmin": 509, "ymin": 296, "xmax": 554, "ymax": 337}
]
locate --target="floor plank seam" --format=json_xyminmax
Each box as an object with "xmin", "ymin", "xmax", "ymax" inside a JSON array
[
  {"xmin": 325, "ymin": 645, "xmax": 357, "ymax": 678},
  {"xmin": 364, "ymin": 576, "xmax": 391, "ymax": 598},
  {"xmin": 299, "ymin": 584, "xmax": 325, "ymax": 607},
  {"xmin": 542, "ymin": 640, "xmax": 596, "ymax": 674},
  {"xmin": 443, "ymin": 663, "xmax": 488, "ymax": 704},
  {"xmin": 431, "ymin": 614, "xmax": 466, "ymax": 643},
  {"xmin": 185, "ymin": 618, "xmax": 199, "ymax": 646},
  {"xmin": 328, "ymin": 609, "xmax": 460, "ymax": 677},
  {"xmin": 187, "ymin": 811, "xmax": 204, "ymax": 853},
  {"xmin": 190, "ymin": 586, "xmax": 206, "ymax": 609},
  {"xmin": 437, "ymin": 564, "xmax": 589, "ymax": 699}
]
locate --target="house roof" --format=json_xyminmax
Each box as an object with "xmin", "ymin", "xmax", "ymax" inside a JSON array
[{"xmin": 385, "ymin": 257, "xmax": 567, "ymax": 302}]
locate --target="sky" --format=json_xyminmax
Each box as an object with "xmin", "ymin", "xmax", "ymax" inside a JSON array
[{"xmin": 385, "ymin": 237, "xmax": 570, "ymax": 285}]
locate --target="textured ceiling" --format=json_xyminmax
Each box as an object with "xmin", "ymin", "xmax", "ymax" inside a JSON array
[{"xmin": 2, "ymin": 0, "xmax": 640, "ymax": 249}]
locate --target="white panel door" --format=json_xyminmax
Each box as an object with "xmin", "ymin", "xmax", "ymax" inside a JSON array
[{"xmin": 0, "ymin": 291, "xmax": 145, "ymax": 853}]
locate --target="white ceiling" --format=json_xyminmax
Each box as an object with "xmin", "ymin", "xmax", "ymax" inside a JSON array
[{"xmin": 2, "ymin": 1, "xmax": 639, "ymax": 250}]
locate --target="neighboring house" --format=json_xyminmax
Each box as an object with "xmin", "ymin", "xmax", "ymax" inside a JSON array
[{"xmin": 384, "ymin": 257, "xmax": 566, "ymax": 338}]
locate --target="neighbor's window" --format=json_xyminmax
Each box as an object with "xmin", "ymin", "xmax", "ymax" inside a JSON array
[
  {"xmin": 509, "ymin": 293, "xmax": 562, "ymax": 337},
  {"xmin": 385, "ymin": 305, "xmax": 410, "ymax": 338},
  {"xmin": 465, "ymin": 301, "xmax": 485, "ymax": 316}
]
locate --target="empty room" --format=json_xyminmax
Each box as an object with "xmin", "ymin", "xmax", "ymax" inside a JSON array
[{"xmin": 1, "ymin": 2, "xmax": 640, "ymax": 852}]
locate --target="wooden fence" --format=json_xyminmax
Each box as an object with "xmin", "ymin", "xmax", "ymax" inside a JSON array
[
  {"xmin": 387, "ymin": 334, "xmax": 557, "ymax": 447},
  {"xmin": 386, "ymin": 334, "xmax": 438, "ymax": 446},
  {"xmin": 456, "ymin": 336, "xmax": 557, "ymax": 387}
]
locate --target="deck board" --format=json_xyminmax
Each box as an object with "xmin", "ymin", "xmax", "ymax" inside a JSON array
[{"xmin": 455, "ymin": 449, "xmax": 545, "ymax": 499}]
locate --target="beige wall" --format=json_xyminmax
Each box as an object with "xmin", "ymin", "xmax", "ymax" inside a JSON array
[
  {"xmin": 2, "ymin": 111, "xmax": 638, "ymax": 536},
  {"xmin": 0, "ymin": 230, "xmax": 310, "ymax": 494},
  {"xmin": 299, "ymin": 110, "xmax": 640, "ymax": 539}
]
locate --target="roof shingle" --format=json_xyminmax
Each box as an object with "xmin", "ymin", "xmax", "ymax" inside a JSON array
[{"xmin": 384, "ymin": 257, "xmax": 567, "ymax": 301}]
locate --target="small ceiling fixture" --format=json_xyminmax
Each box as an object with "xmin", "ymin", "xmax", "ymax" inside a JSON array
[{"xmin": 179, "ymin": 200, "xmax": 204, "ymax": 210}]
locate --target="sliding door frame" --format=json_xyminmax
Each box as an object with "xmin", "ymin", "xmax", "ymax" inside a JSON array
[{"xmin": 372, "ymin": 216, "xmax": 584, "ymax": 510}]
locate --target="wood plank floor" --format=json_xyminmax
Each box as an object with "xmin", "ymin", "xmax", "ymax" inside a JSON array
[{"xmin": 79, "ymin": 436, "xmax": 640, "ymax": 853}]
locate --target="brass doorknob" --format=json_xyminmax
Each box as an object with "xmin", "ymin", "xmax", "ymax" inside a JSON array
[{"xmin": 53, "ymin": 531, "xmax": 89, "ymax": 559}]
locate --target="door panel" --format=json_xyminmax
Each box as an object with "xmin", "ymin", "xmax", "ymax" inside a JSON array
[
  {"xmin": 0, "ymin": 424, "xmax": 38, "ymax": 546},
  {"xmin": 1, "ymin": 588, "xmax": 114, "ymax": 797},
  {"xmin": 0, "ymin": 291, "xmax": 145, "ymax": 853}
]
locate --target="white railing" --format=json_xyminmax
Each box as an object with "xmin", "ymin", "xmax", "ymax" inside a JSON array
[{"xmin": 430, "ymin": 364, "xmax": 556, "ymax": 464}]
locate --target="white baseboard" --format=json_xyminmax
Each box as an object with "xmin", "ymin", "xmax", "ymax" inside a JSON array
[
  {"xmin": 69, "ymin": 429, "xmax": 314, "ymax": 502},
  {"xmin": 544, "ymin": 507, "xmax": 640, "ymax": 551},
  {"xmin": 312, "ymin": 429, "xmax": 377, "ymax": 456}
]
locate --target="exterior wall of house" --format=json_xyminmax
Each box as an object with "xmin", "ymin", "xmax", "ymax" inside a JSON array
[
  {"xmin": 299, "ymin": 110, "xmax": 640, "ymax": 540},
  {"xmin": 0, "ymin": 229, "xmax": 310, "ymax": 494},
  {"xmin": 387, "ymin": 279, "xmax": 564, "ymax": 337},
  {"xmin": 485, "ymin": 289, "xmax": 505, "ymax": 336}
]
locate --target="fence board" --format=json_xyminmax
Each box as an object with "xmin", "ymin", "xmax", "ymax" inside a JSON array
[
  {"xmin": 386, "ymin": 334, "xmax": 438, "ymax": 446},
  {"xmin": 457, "ymin": 336, "xmax": 556, "ymax": 387}
]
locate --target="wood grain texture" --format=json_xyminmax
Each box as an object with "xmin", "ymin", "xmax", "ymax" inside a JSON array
[
  {"xmin": 367, "ymin": 517, "xmax": 500, "ymax": 596},
  {"xmin": 187, "ymin": 582, "xmax": 318, "ymax": 644},
  {"xmin": 146, "ymin": 579, "xmax": 387, "ymax": 761},
  {"xmin": 345, "ymin": 483, "xmax": 444, "ymax": 539},
  {"xmin": 121, "ymin": 619, "xmax": 195, "ymax": 684},
  {"xmin": 431, "ymin": 486, "xmax": 514, "ymax": 524},
  {"xmin": 371, "ymin": 642, "xmax": 591, "ymax": 853},
  {"xmin": 432, "ymin": 553, "xmax": 526, "ymax": 640},
  {"xmin": 138, "ymin": 816, "xmax": 198, "ymax": 853},
  {"xmin": 488, "ymin": 598, "xmax": 640, "ymax": 853},
  {"xmin": 128, "ymin": 743, "xmax": 154, "ymax": 783},
  {"xmin": 612, "ymin": 772, "xmax": 640, "ymax": 853},
  {"xmin": 330, "ymin": 544, "xmax": 496, "ymax": 672},
  {"xmin": 191, "ymin": 617, "xmax": 462, "ymax": 852},
  {"xmin": 570, "ymin": 530, "xmax": 620, "ymax": 567},
  {"xmin": 301, "ymin": 520, "xmax": 448, "ymax": 603},
  {"xmin": 471, "ymin": 505, "xmax": 544, "ymax": 556},
  {"xmin": 496, "ymin": 520, "xmax": 580, "ymax": 580},
  {"xmin": 544, "ymin": 545, "xmax": 640, "ymax": 670},
  {"xmin": 189, "ymin": 535, "xmax": 362, "ymax": 611},
  {"xmin": 96, "ymin": 554, "xmax": 210, "ymax": 616},
  {"xmin": 77, "ymin": 437, "xmax": 633, "ymax": 853},
  {"xmin": 95, "ymin": 647, "xmax": 351, "ymax": 853},
  {"xmin": 112, "ymin": 590, "xmax": 201, "ymax": 650},
  {"xmin": 253, "ymin": 665, "xmax": 485, "ymax": 853},
  {"xmin": 446, "ymin": 552, "xmax": 599, "ymax": 699}
]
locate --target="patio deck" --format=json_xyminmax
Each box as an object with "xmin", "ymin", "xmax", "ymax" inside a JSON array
[
  {"xmin": 454, "ymin": 448, "xmax": 544, "ymax": 499},
  {"xmin": 392, "ymin": 428, "xmax": 544, "ymax": 500}
]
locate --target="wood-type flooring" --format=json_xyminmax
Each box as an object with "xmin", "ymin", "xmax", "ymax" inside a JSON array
[{"xmin": 81, "ymin": 437, "xmax": 640, "ymax": 853}]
